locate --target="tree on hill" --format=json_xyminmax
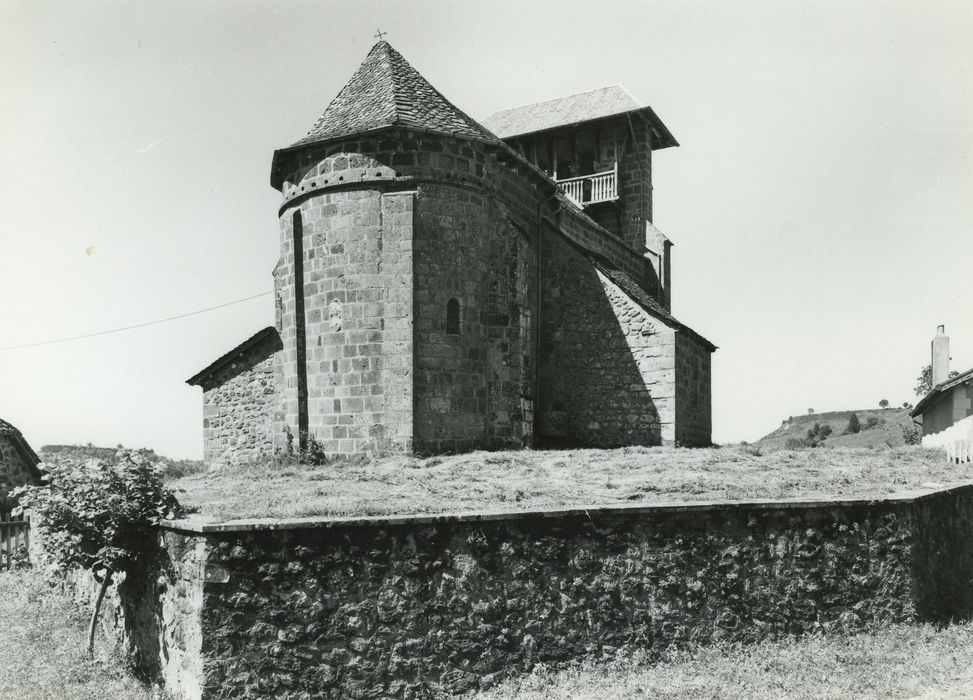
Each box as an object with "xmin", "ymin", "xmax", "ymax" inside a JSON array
[
  {"xmin": 879, "ymin": 399, "xmax": 889, "ymax": 408},
  {"xmin": 844, "ymin": 413, "xmax": 862, "ymax": 435},
  {"xmin": 787, "ymin": 422, "xmax": 833, "ymax": 448},
  {"xmin": 915, "ymin": 364, "xmax": 960, "ymax": 397},
  {"xmin": 807, "ymin": 408, "xmax": 814, "ymax": 415}
]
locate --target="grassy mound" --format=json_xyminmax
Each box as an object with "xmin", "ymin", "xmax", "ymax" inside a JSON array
[{"xmin": 168, "ymin": 445, "xmax": 960, "ymax": 522}]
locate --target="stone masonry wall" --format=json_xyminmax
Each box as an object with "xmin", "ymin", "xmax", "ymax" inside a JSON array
[
  {"xmin": 200, "ymin": 335, "xmax": 282, "ymax": 466},
  {"xmin": 28, "ymin": 520, "xmax": 206, "ymax": 697},
  {"xmin": 161, "ymin": 493, "xmax": 942, "ymax": 699},
  {"xmin": 33, "ymin": 484, "xmax": 973, "ymax": 699},
  {"xmin": 580, "ymin": 116, "xmax": 654, "ymax": 254},
  {"xmin": 674, "ymin": 332, "xmax": 713, "ymax": 447},
  {"xmin": 412, "ymin": 184, "xmax": 491, "ymax": 452},
  {"xmin": 278, "ymin": 130, "xmax": 652, "ymax": 304},
  {"xmin": 276, "ymin": 178, "xmax": 414, "ymax": 456},
  {"xmin": 0, "ymin": 436, "xmax": 36, "ymax": 503},
  {"xmin": 913, "ymin": 487, "xmax": 973, "ymax": 621},
  {"xmin": 538, "ymin": 231, "xmax": 672, "ymax": 446},
  {"xmin": 413, "ymin": 185, "xmax": 534, "ymax": 453},
  {"xmin": 269, "ymin": 128, "xmax": 708, "ymax": 455}
]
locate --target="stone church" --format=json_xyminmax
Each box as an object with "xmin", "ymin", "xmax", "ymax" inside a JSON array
[{"xmin": 187, "ymin": 41, "xmax": 715, "ymax": 463}]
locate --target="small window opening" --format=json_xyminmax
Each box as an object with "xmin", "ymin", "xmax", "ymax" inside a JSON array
[{"xmin": 446, "ymin": 298, "xmax": 461, "ymax": 335}]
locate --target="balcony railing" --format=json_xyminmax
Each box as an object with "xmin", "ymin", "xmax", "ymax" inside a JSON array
[{"xmin": 556, "ymin": 163, "xmax": 618, "ymax": 207}]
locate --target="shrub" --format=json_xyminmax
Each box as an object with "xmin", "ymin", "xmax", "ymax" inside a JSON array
[
  {"xmin": 844, "ymin": 413, "xmax": 862, "ymax": 435},
  {"xmin": 274, "ymin": 427, "xmax": 331, "ymax": 467},
  {"xmin": 787, "ymin": 423, "xmax": 832, "ymax": 449},
  {"xmin": 865, "ymin": 416, "xmax": 880, "ymax": 430},
  {"xmin": 12, "ymin": 451, "xmax": 183, "ymax": 656},
  {"xmin": 902, "ymin": 422, "xmax": 922, "ymax": 446}
]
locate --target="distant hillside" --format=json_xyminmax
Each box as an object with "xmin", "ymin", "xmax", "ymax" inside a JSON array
[
  {"xmin": 39, "ymin": 444, "xmax": 204, "ymax": 479},
  {"xmin": 40, "ymin": 444, "xmax": 160, "ymax": 462},
  {"xmin": 756, "ymin": 408, "xmax": 916, "ymax": 450}
]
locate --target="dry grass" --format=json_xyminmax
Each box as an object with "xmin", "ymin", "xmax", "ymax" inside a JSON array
[
  {"xmin": 0, "ymin": 569, "xmax": 158, "ymax": 700},
  {"xmin": 168, "ymin": 445, "xmax": 967, "ymax": 522},
  {"xmin": 466, "ymin": 622, "xmax": 973, "ymax": 699}
]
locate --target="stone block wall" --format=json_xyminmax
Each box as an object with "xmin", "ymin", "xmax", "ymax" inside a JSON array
[
  {"xmin": 413, "ymin": 185, "xmax": 534, "ymax": 453},
  {"xmin": 150, "ymin": 486, "xmax": 973, "ymax": 700},
  {"xmin": 674, "ymin": 333, "xmax": 713, "ymax": 447},
  {"xmin": 412, "ymin": 184, "xmax": 492, "ymax": 452},
  {"xmin": 538, "ymin": 231, "xmax": 671, "ymax": 446},
  {"xmin": 276, "ymin": 169, "xmax": 415, "ymax": 456},
  {"xmin": 265, "ymin": 128, "xmax": 711, "ymax": 455},
  {"xmin": 199, "ymin": 334, "xmax": 282, "ymax": 466}
]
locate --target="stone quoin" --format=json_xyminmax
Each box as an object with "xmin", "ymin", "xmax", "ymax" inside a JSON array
[{"xmin": 187, "ymin": 41, "xmax": 715, "ymax": 463}]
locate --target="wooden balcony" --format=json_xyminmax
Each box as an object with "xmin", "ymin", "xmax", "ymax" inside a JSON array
[{"xmin": 556, "ymin": 163, "xmax": 618, "ymax": 207}]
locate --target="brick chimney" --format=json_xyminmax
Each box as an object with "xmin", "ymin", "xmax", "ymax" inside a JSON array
[{"xmin": 932, "ymin": 324, "xmax": 950, "ymax": 387}]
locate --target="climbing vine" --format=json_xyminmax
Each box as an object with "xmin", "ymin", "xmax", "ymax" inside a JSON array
[{"xmin": 13, "ymin": 451, "xmax": 183, "ymax": 656}]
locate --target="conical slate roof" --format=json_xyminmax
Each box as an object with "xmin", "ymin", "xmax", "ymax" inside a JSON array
[{"xmin": 290, "ymin": 41, "xmax": 496, "ymax": 147}]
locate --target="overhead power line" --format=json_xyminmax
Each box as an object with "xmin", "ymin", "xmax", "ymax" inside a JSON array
[{"xmin": 0, "ymin": 291, "xmax": 273, "ymax": 351}]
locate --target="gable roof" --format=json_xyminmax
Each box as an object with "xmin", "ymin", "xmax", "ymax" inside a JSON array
[
  {"xmin": 585, "ymin": 252, "xmax": 716, "ymax": 352},
  {"xmin": 186, "ymin": 327, "xmax": 282, "ymax": 387},
  {"xmin": 482, "ymin": 85, "xmax": 678, "ymax": 149},
  {"xmin": 291, "ymin": 41, "xmax": 496, "ymax": 149},
  {"xmin": 0, "ymin": 418, "xmax": 41, "ymax": 474},
  {"xmin": 911, "ymin": 366, "xmax": 973, "ymax": 418}
]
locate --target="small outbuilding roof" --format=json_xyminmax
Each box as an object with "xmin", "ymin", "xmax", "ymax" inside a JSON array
[
  {"xmin": 0, "ymin": 418, "xmax": 41, "ymax": 475},
  {"xmin": 186, "ymin": 327, "xmax": 281, "ymax": 387},
  {"xmin": 911, "ymin": 367, "xmax": 973, "ymax": 418},
  {"xmin": 482, "ymin": 85, "xmax": 679, "ymax": 149}
]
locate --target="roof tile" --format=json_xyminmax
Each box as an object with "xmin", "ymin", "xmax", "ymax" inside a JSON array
[
  {"xmin": 292, "ymin": 41, "xmax": 496, "ymax": 148},
  {"xmin": 482, "ymin": 85, "xmax": 678, "ymax": 148}
]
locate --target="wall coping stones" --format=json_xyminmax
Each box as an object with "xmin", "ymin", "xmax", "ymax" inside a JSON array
[{"xmin": 161, "ymin": 480, "xmax": 973, "ymax": 534}]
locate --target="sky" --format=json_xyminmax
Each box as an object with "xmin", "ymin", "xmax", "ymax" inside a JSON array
[{"xmin": 1, "ymin": 1, "xmax": 970, "ymax": 459}]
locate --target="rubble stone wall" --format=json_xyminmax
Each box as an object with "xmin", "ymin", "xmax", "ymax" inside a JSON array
[
  {"xmin": 538, "ymin": 231, "xmax": 672, "ymax": 446},
  {"xmin": 199, "ymin": 334, "xmax": 282, "ymax": 466},
  {"xmin": 0, "ymin": 436, "xmax": 37, "ymax": 502},
  {"xmin": 33, "ymin": 484, "xmax": 973, "ymax": 699},
  {"xmin": 163, "ymin": 493, "xmax": 940, "ymax": 699}
]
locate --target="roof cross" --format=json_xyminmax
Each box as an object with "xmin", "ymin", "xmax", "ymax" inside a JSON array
[{"xmin": 374, "ymin": 29, "xmax": 387, "ymax": 41}]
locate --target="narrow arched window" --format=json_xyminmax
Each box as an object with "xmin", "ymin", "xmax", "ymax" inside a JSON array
[{"xmin": 446, "ymin": 298, "xmax": 461, "ymax": 335}]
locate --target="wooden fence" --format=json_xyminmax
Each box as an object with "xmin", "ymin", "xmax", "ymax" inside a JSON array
[
  {"xmin": 947, "ymin": 439, "xmax": 973, "ymax": 465},
  {"xmin": 0, "ymin": 511, "xmax": 29, "ymax": 570},
  {"xmin": 923, "ymin": 415, "xmax": 973, "ymax": 464}
]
